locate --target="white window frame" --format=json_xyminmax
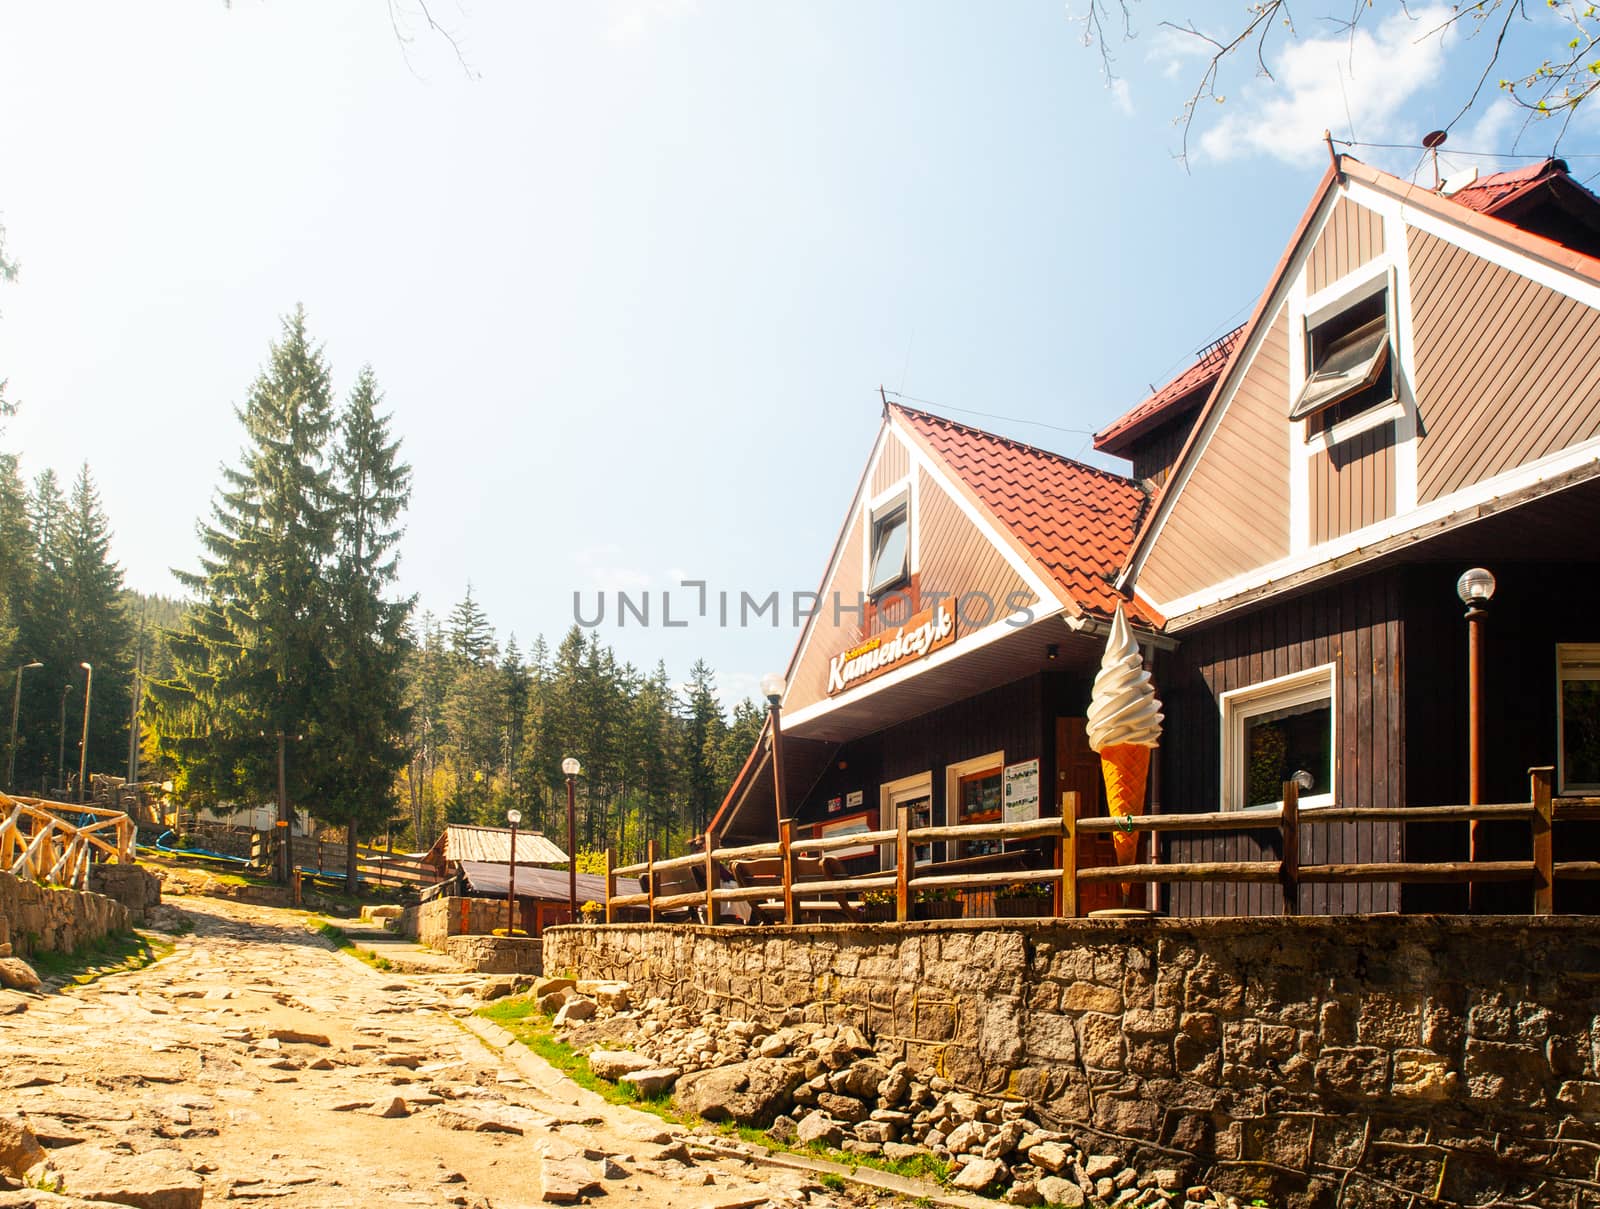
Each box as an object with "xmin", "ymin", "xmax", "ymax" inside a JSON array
[
  {"xmin": 1298, "ymin": 264, "xmax": 1401, "ymax": 449},
  {"xmin": 863, "ymin": 479, "xmax": 913, "ymax": 600},
  {"xmin": 1219, "ymin": 663, "xmax": 1337, "ymax": 811},
  {"xmin": 879, "ymin": 771, "xmax": 933, "ymax": 869},
  {"xmin": 1558, "ymin": 644, "xmax": 1600, "ymax": 795},
  {"xmin": 946, "ymin": 750, "xmax": 1005, "ymax": 858}
]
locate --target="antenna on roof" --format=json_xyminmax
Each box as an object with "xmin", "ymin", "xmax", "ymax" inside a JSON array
[
  {"xmin": 879, "ymin": 384, "xmax": 890, "ymax": 415},
  {"xmin": 1423, "ymin": 130, "xmax": 1448, "ymax": 190},
  {"xmin": 1324, "ymin": 129, "xmax": 1337, "ymax": 169}
]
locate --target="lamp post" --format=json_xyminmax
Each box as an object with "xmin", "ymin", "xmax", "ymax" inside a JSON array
[
  {"xmin": 1458, "ymin": 567, "xmax": 1496, "ymax": 901},
  {"xmin": 77, "ymin": 662, "xmax": 93, "ymax": 804},
  {"xmin": 506, "ymin": 808, "xmax": 522, "ymax": 937},
  {"xmin": 57, "ymin": 683, "xmax": 73, "ymax": 795},
  {"xmin": 7, "ymin": 661, "xmax": 41, "ymax": 790},
  {"xmin": 761, "ymin": 673, "xmax": 788, "ymax": 831},
  {"xmin": 562, "ymin": 758, "xmax": 581, "ymax": 921}
]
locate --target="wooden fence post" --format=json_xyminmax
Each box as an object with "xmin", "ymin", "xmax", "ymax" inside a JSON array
[
  {"xmin": 704, "ymin": 832, "xmax": 718, "ymax": 926},
  {"xmin": 896, "ymin": 803, "xmax": 911, "ymax": 923},
  {"xmin": 1059, "ymin": 791, "xmax": 1079, "ymax": 919},
  {"xmin": 1280, "ymin": 779, "xmax": 1300, "ymax": 916},
  {"xmin": 780, "ymin": 818, "xmax": 795, "ymax": 926},
  {"xmin": 1532, "ymin": 766, "xmax": 1554, "ymax": 916},
  {"xmin": 646, "ymin": 840, "xmax": 657, "ymax": 924},
  {"xmin": 604, "ymin": 847, "xmax": 615, "ymax": 924}
]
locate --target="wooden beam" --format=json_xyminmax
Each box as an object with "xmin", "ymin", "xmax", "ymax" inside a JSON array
[
  {"xmin": 1059, "ymin": 792, "xmax": 1078, "ymax": 919},
  {"xmin": 1280, "ymin": 779, "xmax": 1300, "ymax": 916},
  {"xmin": 1532, "ymin": 767, "xmax": 1554, "ymax": 916}
]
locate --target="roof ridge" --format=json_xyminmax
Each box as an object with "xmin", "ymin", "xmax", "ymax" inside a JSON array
[{"xmin": 888, "ymin": 401, "xmax": 1143, "ymax": 492}]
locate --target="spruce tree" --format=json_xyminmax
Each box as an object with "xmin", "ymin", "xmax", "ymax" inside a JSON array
[
  {"xmin": 447, "ymin": 585, "xmax": 494, "ymax": 666},
  {"xmin": 148, "ymin": 307, "xmax": 336, "ymax": 877},
  {"xmin": 322, "ymin": 366, "xmax": 414, "ymax": 885},
  {"xmin": 54, "ymin": 465, "xmax": 133, "ymax": 787}
]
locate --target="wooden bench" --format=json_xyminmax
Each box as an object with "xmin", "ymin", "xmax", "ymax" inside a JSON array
[{"xmin": 731, "ymin": 855, "xmax": 862, "ymax": 924}]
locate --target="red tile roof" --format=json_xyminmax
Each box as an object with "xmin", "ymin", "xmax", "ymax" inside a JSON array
[
  {"xmin": 1094, "ymin": 326, "xmax": 1245, "ymax": 456},
  {"xmin": 891, "ymin": 403, "xmax": 1155, "ymax": 622},
  {"xmin": 1447, "ymin": 159, "xmax": 1569, "ymax": 215}
]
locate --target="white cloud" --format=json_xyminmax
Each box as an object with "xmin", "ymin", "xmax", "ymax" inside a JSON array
[
  {"xmin": 1198, "ymin": 7, "xmax": 1454, "ymax": 166},
  {"xmin": 1110, "ymin": 78, "xmax": 1134, "ymax": 115}
]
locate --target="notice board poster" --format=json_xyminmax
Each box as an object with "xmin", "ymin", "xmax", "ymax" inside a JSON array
[{"xmin": 1003, "ymin": 759, "xmax": 1041, "ymax": 824}]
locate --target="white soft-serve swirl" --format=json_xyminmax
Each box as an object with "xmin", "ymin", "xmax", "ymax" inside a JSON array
[{"xmin": 1085, "ymin": 605, "xmax": 1164, "ymax": 753}]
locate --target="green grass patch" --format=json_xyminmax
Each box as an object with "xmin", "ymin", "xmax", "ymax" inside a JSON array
[
  {"xmin": 474, "ymin": 997, "xmax": 683, "ymax": 1119},
  {"xmin": 310, "ymin": 920, "xmax": 395, "ymax": 972},
  {"xmin": 29, "ymin": 930, "xmax": 174, "ymax": 987}
]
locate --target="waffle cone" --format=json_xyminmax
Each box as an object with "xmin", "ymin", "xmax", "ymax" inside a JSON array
[{"xmin": 1100, "ymin": 743, "xmax": 1150, "ymax": 865}]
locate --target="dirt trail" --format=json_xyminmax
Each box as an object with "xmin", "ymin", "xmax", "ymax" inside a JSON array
[{"xmin": 0, "ymin": 897, "xmax": 829, "ymax": 1208}]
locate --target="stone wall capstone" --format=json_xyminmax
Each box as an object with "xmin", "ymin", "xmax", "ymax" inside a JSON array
[{"xmin": 547, "ymin": 916, "xmax": 1600, "ymax": 1209}]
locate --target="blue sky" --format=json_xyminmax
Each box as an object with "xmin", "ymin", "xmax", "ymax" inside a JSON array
[{"xmin": 0, "ymin": 1, "xmax": 1590, "ymax": 704}]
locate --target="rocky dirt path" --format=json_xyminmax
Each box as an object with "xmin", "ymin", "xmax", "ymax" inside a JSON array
[{"xmin": 0, "ymin": 897, "xmax": 838, "ymax": 1209}]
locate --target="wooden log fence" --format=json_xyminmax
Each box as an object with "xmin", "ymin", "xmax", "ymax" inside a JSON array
[
  {"xmin": 601, "ymin": 767, "xmax": 1590, "ymax": 926},
  {"xmin": 0, "ymin": 793, "xmax": 137, "ymax": 891}
]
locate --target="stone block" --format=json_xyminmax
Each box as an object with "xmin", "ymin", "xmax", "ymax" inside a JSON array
[
  {"xmin": 1077, "ymin": 1012, "xmax": 1124, "ymax": 1071},
  {"xmin": 1464, "ymin": 1039, "xmax": 1548, "ymax": 1109},
  {"xmin": 1060, "ymin": 981, "xmax": 1122, "ymax": 1014},
  {"xmin": 1315, "ymin": 1046, "xmax": 1389, "ymax": 1099},
  {"xmin": 1023, "ymin": 1012, "xmax": 1078, "ymax": 1063},
  {"xmin": 1358, "ymin": 992, "xmax": 1420, "ymax": 1049},
  {"xmin": 1391, "ymin": 1049, "xmax": 1458, "ymax": 1102}
]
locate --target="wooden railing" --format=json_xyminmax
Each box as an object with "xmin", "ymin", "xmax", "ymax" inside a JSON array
[
  {"xmin": 0, "ymin": 793, "xmax": 137, "ymax": 891},
  {"xmin": 602, "ymin": 767, "xmax": 1591, "ymax": 924}
]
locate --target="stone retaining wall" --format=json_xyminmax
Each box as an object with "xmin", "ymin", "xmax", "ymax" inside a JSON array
[
  {"xmin": 547, "ymin": 917, "xmax": 1600, "ymax": 1208},
  {"xmin": 0, "ymin": 868, "xmax": 129, "ymax": 958},
  {"xmin": 444, "ymin": 935, "xmax": 543, "ymax": 974},
  {"xmin": 400, "ymin": 896, "xmax": 512, "ymax": 949}
]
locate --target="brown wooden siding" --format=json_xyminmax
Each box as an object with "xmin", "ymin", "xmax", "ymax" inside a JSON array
[
  {"xmin": 1139, "ymin": 307, "xmax": 1293, "ymax": 604},
  {"xmin": 785, "ymin": 468, "xmax": 1035, "ymax": 716},
  {"xmin": 1306, "ymin": 195, "xmax": 1386, "ymax": 295},
  {"xmin": 1156, "ymin": 570, "xmax": 1403, "ymax": 915},
  {"xmin": 1310, "ymin": 422, "xmax": 1397, "ymax": 544},
  {"xmin": 1410, "ymin": 226, "xmax": 1600, "ymax": 502},
  {"xmin": 871, "ymin": 432, "xmax": 910, "ymax": 496},
  {"xmin": 914, "ymin": 467, "xmax": 1034, "ymax": 631},
  {"xmin": 1130, "ymin": 411, "xmax": 1200, "ymax": 489}
]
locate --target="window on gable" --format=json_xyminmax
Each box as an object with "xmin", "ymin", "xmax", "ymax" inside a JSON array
[
  {"xmin": 867, "ymin": 493, "xmax": 909, "ymax": 596},
  {"xmin": 1290, "ymin": 286, "xmax": 1394, "ymax": 435}
]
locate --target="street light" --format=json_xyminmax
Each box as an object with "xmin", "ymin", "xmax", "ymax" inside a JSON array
[
  {"xmin": 562, "ymin": 757, "xmax": 581, "ymax": 921},
  {"xmin": 762, "ymin": 673, "xmax": 789, "ymax": 833},
  {"xmin": 1458, "ymin": 568, "xmax": 1496, "ymax": 904},
  {"xmin": 7, "ymin": 661, "xmax": 42, "ymax": 790},
  {"xmin": 506, "ymin": 808, "xmax": 522, "ymax": 937},
  {"xmin": 57, "ymin": 683, "xmax": 73, "ymax": 794},
  {"xmin": 77, "ymin": 662, "xmax": 93, "ymax": 805}
]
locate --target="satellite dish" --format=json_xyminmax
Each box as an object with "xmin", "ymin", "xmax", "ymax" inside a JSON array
[{"xmin": 1422, "ymin": 130, "xmax": 1448, "ymax": 149}]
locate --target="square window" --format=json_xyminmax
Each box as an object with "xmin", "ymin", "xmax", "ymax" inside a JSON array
[
  {"xmin": 1221, "ymin": 665, "xmax": 1336, "ymax": 811},
  {"xmin": 868, "ymin": 495, "xmax": 909, "ymax": 596},
  {"xmin": 1558, "ymin": 645, "xmax": 1600, "ymax": 794},
  {"xmin": 1291, "ymin": 286, "xmax": 1394, "ymax": 432}
]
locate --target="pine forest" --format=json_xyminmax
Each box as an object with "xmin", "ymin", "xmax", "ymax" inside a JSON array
[{"xmin": 0, "ymin": 302, "xmax": 765, "ymax": 867}]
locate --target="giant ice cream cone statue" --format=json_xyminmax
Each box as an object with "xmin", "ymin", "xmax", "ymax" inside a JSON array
[{"xmin": 1086, "ymin": 605, "xmax": 1163, "ymax": 867}]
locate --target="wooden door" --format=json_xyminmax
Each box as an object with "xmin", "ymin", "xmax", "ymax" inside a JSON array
[{"xmin": 1056, "ymin": 717, "xmax": 1145, "ymax": 913}]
